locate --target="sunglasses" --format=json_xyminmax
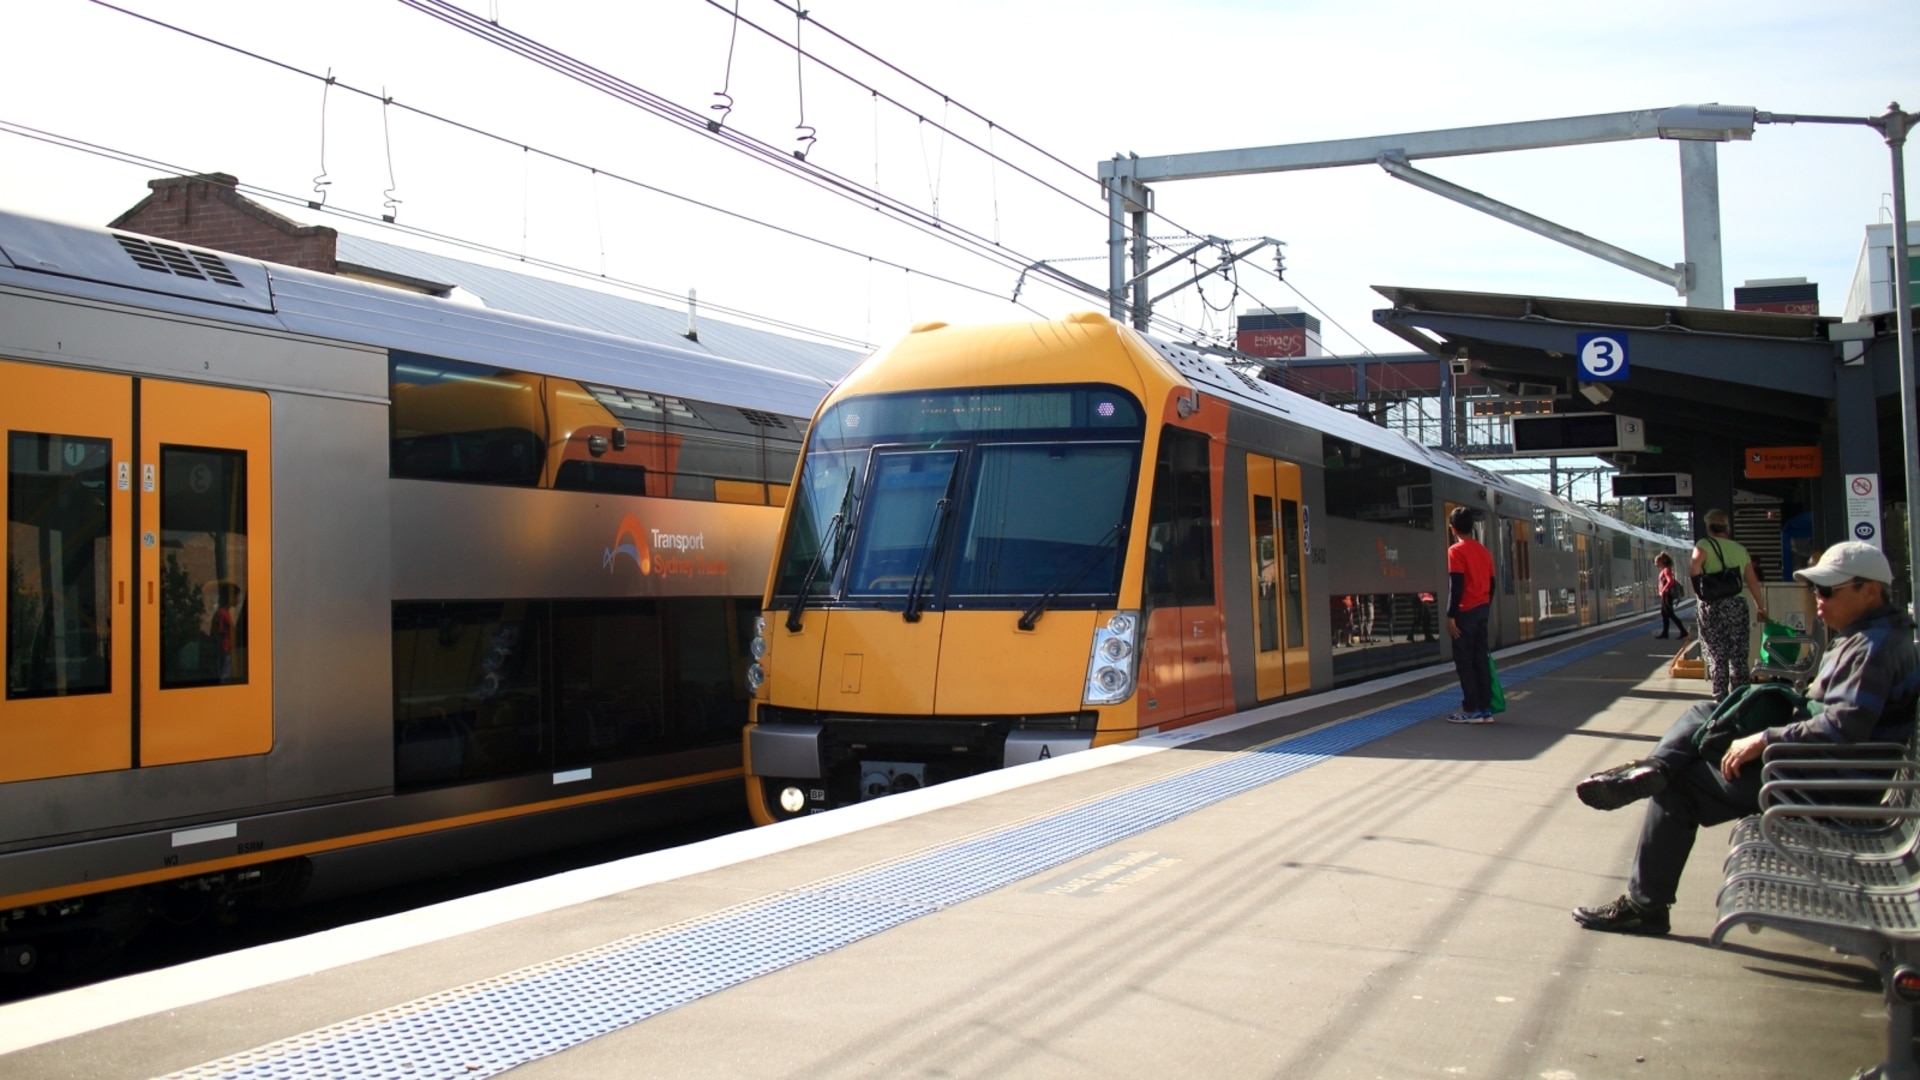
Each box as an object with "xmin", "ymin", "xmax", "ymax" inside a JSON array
[{"xmin": 1814, "ymin": 580, "xmax": 1863, "ymax": 600}]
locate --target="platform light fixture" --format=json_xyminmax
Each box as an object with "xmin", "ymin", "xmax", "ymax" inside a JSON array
[{"xmin": 1655, "ymin": 104, "xmax": 1757, "ymax": 142}]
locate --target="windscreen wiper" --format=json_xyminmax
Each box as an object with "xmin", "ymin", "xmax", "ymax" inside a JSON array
[
  {"xmin": 786, "ymin": 472, "xmax": 858, "ymax": 632},
  {"xmin": 902, "ymin": 461, "xmax": 961, "ymax": 623},
  {"xmin": 1017, "ymin": 522, "xmax": 1128, "ymax": 631}
]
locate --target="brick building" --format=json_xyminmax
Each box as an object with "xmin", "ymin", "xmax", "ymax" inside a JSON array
[{"xmin": 110, "ymin": 173, "xmax": 340, "ymax": 274}]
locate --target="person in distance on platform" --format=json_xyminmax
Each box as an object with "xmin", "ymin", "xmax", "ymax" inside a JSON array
[
  {"xmin": 1444, "ymin": 506, "xmax": 1496, "ymax": 724},
  {"xmin": 1653, "ymin": 552, "xmax": 1689, "ymax": 641},
  {"xmin": 1569, "ymin": 541, "xmax": 1919, "ymax": 936},
  {"xmin": 1690, "ymin": 509, "xmax": 1766, "ymax": 702}
]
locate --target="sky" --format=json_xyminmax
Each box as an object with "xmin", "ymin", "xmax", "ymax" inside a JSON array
[{"xmin": 3, "ymin": 0, "xmax": 1917, "ymax": 358}]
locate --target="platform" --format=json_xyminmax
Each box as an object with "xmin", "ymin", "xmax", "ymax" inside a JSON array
[{"xmin": 0, "ymin": 618, "xmax": 1886, "ymax": 1079}]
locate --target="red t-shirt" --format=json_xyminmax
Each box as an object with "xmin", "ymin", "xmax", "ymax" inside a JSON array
[{"xmin": 1447, "ymin": 537, "xmax": 1493, "ymax": 612}]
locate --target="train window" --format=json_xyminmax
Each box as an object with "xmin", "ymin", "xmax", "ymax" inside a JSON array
[
  {"xmin": 389, "ymin": 353, "xmax": 546, "ymax": 487},
  {"xmin": 1280, "ymin": 498, "xmax": 1305, "ymax": 648},
  {"xmin": 1321, "ymin": 436, "xmax": 1432, "ymax": 530},
  {"xmin": 1143, "ymin": 428, "xmax": 1213, "ymax": 609},
  {"xmin": 392, "ymin": 601, "xmax": 546, "ymax": 789},
  {"xmin": 6, "ymin": 432, "xmax": 112, "ymax": 699},
  {"xmin": 1252, "ymin": 495, "xmax": 1279, "ymax": 652},
  {"xmin": 845, "ymin": 449, "xmax": 961, "ymax": 597},
  {"xmin": 1329, "ymin": 591, "xmax": 1438, "ymax": 682},
  {"xmin": 950, "ymin": 442, "xmax": 1136, "ymax": 600},
  {"xmin": 550, "ymin": 598, "xmax": 746, "ymax": 767},
  {"xmin": 773, "ymin": 450, "xmax": 865, "ymax": 598},
  {"xmin": 158, "ymin": 446, "xmax": 249, "ymax": 690}
]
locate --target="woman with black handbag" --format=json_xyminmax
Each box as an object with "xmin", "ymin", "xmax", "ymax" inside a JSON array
[
  {"xmin": 1688, "ymin": 509, "xmax": 1767, "ymax": 702},
  {"xmin": 1654, "ymin": 552, "xmax": 1688, "ymax": 640}
]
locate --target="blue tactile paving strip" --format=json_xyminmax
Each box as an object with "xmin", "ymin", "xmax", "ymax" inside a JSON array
[{"xmin": 163, "ymin": 624, "xmax": 1648, "ymax": 1080}]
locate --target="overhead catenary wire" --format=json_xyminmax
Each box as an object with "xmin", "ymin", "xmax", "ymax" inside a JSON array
[
  {"xmin": 394, "ymin": 0, "xmax": 1114, "ymax": 310},
  {"xmin": 392, "ymin": 0, "xmax": 1227, "ymax": 343},
  {"xmin": 0, "ymin": 119, "xmax": 886, "ymax": 348},
  {"xmin": 75, "ymin": 1, "xmax": 1060, "ymax": 327},
  {"xmin": 699, "ymin": 0, "xmax": 1223, "ymax": 262}
]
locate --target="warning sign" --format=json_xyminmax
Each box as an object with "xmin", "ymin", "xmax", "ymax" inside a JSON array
[
  {"xmin": 1846, "ymin": 473, "xmax": 1882, "ymax": 549},
  {"xmin": 1744, "ymin": 446, "xmax": 1822, "ymax": 479}
]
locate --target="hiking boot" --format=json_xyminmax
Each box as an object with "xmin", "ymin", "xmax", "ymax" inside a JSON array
[
  {"xmin": 1576, "ymin": 760, "xmax": 1668, "ymax": 810},
  {"xmin": 1572, "ymin": 894, "xmax": 1669, "ymax": 936}
]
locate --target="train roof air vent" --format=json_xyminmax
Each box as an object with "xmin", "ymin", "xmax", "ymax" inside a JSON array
[
  {"xmin": 114, "ymin": 234, "xmax": 245, "ymax": 288},
  {"xmin": 738, "ymin": 408, "xmax": 788, "ymax": 429}
]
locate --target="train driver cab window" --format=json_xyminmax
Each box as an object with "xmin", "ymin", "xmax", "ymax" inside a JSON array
[
  {"xmin": 845, "ymin": 449, "xmax": 960, "ymax": 597},
  {"xmin": 948, "ymin": 442, "xmax": 1136, "ymax": 601},
  {"xmin": 158, "ymin": 446, "xmax": 250, "ymax": 689},
  {"xmin": 773, "ymin": 450, "xmax": 865, "ymax": 599},
  {"xmin": 390, "ymin": 352, "xmax": 547, "ymax": 486},
  {"xmin": 7, "ymin": 433, "xmax": 113, "ymax": 699}
]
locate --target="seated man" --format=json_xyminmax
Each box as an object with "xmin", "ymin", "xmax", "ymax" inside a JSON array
[{"xmin": 1569, "ymin": 541, "xmax": 1920, "ymax": 935}]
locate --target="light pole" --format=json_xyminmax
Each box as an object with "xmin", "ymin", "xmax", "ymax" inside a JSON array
[{"xmin": 1662, "ymin": 103, "xmax": 1919, "ymax": 621}]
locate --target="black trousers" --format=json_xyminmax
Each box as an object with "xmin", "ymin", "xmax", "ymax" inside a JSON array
[
  {"xmin": 1658, "ymin": 593, "xmax": 1686, "ymax": 636},
  {"xmin": 1450, "ymin": 604, "xmax": 1492, "ymax": 712},
  {"xmin": 1628, "ymin": 702, "xmax": 1762, "ymax": 907}
]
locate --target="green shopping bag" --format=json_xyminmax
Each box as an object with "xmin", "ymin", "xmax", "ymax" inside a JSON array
[
  {"xmin": 1758, "ymin": 620, "xmax": 1804, "ymax": 667},
  {"xmin": 1487, "ymin": 655, "xmax": 1507, "ymax": 714}
]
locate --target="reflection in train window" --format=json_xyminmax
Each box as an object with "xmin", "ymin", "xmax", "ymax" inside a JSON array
[
  {"xmin": 159, "ymin": 445, "xmax": 249, "ymax": 690},
  {"xmin": 1321, "ymin": 436, "xmax": 1432, "ymax": 530},
  {"xmin": 390, "ymin": 353, "xmax": 546, "ymax": 486},
  {"xmin": 1328, "ymin": 591, "xmax": 1439, "ymax": 683},
  {"xmin": 392, "ymin": 601, "xmax": 546, "ymax": 789},
  {"xmin": 393, "ymin": 598, "xmax": 752, "ymax": 789},
  {"xmin": 7, "ymin": 432, "xmax": 112, "ymax": 699},
  {"xmin": 392, "ymin": 354, "xmax": 808, "ymax": 503}
]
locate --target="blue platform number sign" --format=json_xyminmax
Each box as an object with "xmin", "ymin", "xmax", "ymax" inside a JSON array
[{"xmin": 1577, "ymin": 333, "xmax": 1630, "ymax": 382}]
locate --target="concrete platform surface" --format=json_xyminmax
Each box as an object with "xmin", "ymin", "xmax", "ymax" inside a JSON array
[{"xmin": 0, "ymin": 620, "xmax": 1888, "ymax": 1079}]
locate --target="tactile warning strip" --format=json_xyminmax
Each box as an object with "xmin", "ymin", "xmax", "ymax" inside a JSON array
[{"xmin": 162, "ymin": 626, "xmax": 1642, "ymax": 1080}]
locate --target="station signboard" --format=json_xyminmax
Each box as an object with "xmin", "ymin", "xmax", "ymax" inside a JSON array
[
  {"xmin": 1744, "ymin": 446, "xmax": 1822, "ymax": 479},
  {"xmin": 1509, "ymin": 413, "xmax": 1645, "ymax": 456},
  {"xmin": 1611, "ymin": 472, "xmax": 1693, "ymax": 498}
]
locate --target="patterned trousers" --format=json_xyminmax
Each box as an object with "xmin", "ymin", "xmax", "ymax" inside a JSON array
[{"xmin": 1696, "ymin": 596, "xmax": 1750, "ymax": 701}]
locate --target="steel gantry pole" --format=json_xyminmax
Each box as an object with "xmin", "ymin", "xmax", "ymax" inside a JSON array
[{"xmin": 1883, "ymin": 107, "xmax": 1920, "ymax": 619}]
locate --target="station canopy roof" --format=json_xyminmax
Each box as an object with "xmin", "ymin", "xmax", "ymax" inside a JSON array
[{"xmin": 1370, "ymin": 284, "xmax": 1852, "ymax": 460}]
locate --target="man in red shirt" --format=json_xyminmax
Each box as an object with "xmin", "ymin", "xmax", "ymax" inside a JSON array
[{"xmin": 1445, "ymin": 505, "xmax": 1496, "ymax": 724}]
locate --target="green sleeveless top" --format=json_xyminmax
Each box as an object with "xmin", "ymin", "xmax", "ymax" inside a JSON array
[{"xmin": 1695, "ymin": 536, "xmax": 1750, "ymax": 573}]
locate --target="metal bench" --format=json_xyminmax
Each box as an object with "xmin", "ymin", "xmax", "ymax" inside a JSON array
[{"xmin": 1712, "ymin": 738, "xmax": 1920, "ymax": 1080}]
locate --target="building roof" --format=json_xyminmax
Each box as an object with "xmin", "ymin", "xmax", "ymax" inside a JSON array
[{"xmin": 334, "ymin": 233, "xmax": 865, "ymax": 384}]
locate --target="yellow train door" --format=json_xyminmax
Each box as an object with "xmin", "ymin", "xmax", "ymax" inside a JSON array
[
  {"xmin": 1, "ymin": 360, "xmax": 134, "ymax": 781},
  {"xmin": 139, "ymin": 378, "xmax": 274, "ymax": 765},
  {"xmin": 1245, "ymin": 453, "xmax": 1310, "ymax": 700},
  {"xmin": 3, "ymin": 364, "xmax": 273, "ymax": 779}
]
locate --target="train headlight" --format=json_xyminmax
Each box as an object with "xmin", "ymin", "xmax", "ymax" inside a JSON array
[
  {"xmin": 1083, "ymin": 609, "xmax": 1141, "ymax": 706},
  {"xmin": 778, "ymin": 785, "xmax": 807, "ymax": 815},
  {"xmin": 748, "ymin": 616, "xmax": 769, "ymax": 687},
  {"xmin": 746, "ymin": 662, "xmax": 766, "ymax": 692},
  {"xmin": 750, "ymin": 636, "xmax": 768, "ymax": 660}
]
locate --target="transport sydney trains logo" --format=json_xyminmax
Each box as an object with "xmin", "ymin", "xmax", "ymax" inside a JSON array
[{"xmin": 604, "ymin": 514, "xmax": 728, "ymax": 579}]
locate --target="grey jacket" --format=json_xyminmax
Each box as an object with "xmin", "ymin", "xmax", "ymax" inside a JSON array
[{"xmin": 1767, "ymin": 604, "xmax": 1920, "ymax": 745}]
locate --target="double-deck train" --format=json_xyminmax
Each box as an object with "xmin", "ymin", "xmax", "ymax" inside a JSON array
[
  {"xmin": 742, "ymin": 312, "xmax": 1687, "ymax": 822},
  {"xmin": 0, "ymin": 208, "xmax": 829, "ymax": 966}
]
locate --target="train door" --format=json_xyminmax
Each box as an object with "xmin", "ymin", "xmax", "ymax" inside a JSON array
[
  {"xmin": 1139, "ymin": 427, "xmax": 1222, "ymax": 722},
  {"xmin": 1508, "ymin": 516, "xmax": 1535, "ymax": 641},
  {"xmin": 0, "ymin": 361, "xmax": 272, "ymax": 782},
  {"xmin": 1575, "ymin": 534, "xmax": 1593, "ymax": 626},
  {"xmin": 1244, "ymin": 453, "xmax": 1310, "ymax": 699},
  {"xmin": 140, "ymin": 378, "xmax": 273, "ymax": 765},
  {"xmin": 2, "ymin": 360, "xmax": 134, "ymax": 782}
]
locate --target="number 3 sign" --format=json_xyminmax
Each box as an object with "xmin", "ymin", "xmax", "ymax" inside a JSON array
[{"xmin": 1577, "ymin": 333, "xmax": 1630, "ymax": 382}]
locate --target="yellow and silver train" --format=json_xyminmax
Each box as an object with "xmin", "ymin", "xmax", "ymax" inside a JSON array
[
  {"xmin": 742, "ymin": 313, "xmax": 1686, "ymax": 823},
  {"xmin": 0, "ymin": 208, "xmax": 830, "ymax": 968}
]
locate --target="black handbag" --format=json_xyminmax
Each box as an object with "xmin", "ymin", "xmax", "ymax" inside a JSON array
[{"xmin": 1692, "ymin": 538, "xmax": 1745, "ymax": 603}]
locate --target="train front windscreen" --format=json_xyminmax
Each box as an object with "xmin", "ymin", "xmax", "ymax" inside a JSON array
[{"xmin": 772, "ymin": 385, "xmax": 1146, "ymax": 618}]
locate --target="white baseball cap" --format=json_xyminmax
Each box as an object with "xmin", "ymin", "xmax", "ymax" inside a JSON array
[{"xmin": 1793, "ymin": 541, "xmax": 1894, "ymax": 587}]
